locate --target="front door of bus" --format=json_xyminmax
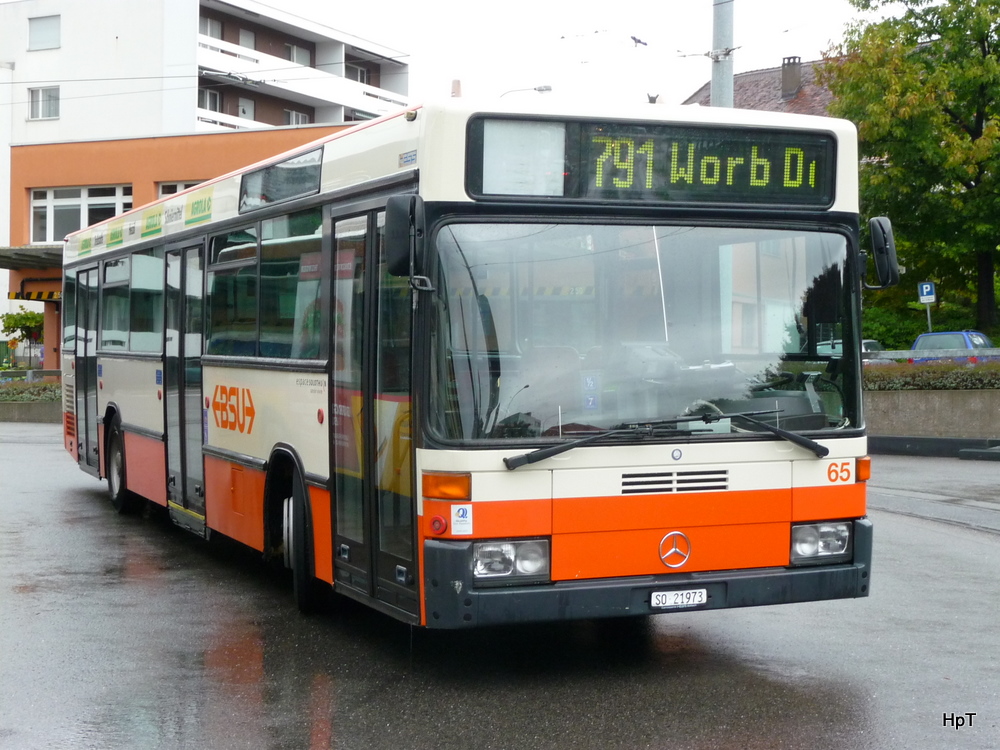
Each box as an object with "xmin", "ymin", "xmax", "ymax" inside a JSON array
[
  {"xmin": 165, "ymin": 245, "xmax": 206, "ymax": 534},
  {"xmin": 74, "ymin": 267, "xmax": 100, "ymax": 474},
  {"xmin": 331, "ymin": 211, "xmax": 417, "ymax": 618}
]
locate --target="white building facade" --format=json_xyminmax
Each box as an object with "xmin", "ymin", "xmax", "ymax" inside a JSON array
[{"xmin": 0, "ymin": 0, "xmax": 409, "ymax": 315}]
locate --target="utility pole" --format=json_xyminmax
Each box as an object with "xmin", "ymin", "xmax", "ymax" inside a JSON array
[{"xmin": 710, "ymin": 0, "xmax": 734, "ymax": 107}]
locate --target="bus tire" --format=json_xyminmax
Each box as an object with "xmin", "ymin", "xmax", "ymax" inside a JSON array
[
  {"xmin": 107, "ymin": 421, "xmax": 139, "ymax": 514},
  {"xmin": 283, "ymin": 472, "xmax": 319, "ymax": 614}
]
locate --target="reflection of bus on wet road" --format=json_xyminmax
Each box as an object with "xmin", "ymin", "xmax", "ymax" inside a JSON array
[{"xmin": 61, "ymin": 99, "xmax": 899, "ymax": 628}]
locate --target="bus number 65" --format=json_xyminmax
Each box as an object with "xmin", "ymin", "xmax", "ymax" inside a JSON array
[{"xmin": 827, "ymin": 461, "xmax": 852, "ymax": 483}]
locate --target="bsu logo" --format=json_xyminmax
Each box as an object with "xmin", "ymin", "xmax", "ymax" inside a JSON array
[{"xmin": 212, "ymin": 385, "xmax": 256, "ymax": 434}]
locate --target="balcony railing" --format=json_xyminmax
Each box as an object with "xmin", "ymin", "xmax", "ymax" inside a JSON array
[
  {"xmin": 196, "ymin": 34, "xmax": 408, "ymax": 118},
  {"xmin": 195, "ymin": 107, "xmax": 272, "ymax": 131}
]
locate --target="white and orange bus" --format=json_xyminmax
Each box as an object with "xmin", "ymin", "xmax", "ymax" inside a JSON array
[{"xmin": 62, "ymin": 99, "xmax": 898, "ymax": 627}]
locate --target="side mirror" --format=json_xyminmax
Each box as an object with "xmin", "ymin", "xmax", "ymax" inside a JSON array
[
  {"xmin": 385, "ymin": 195, "xmax": 424, "ymax": 277},
  {"xmin": 867, "ymin": 216, "xmax": 899, "ymax": 289}
]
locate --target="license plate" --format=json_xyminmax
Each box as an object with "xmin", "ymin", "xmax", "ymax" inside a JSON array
[{"xmin": 651, "ymin": 589, "xmax": 707, "ymax": 609}]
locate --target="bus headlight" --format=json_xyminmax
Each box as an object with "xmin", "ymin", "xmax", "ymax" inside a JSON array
[
  {"xmin": 790, "ymin": 522, "xmax": 852, "ymax": 565},
  {"xmin": 473, "ymin": 539, "xmax": 550, "ymax": 585}
]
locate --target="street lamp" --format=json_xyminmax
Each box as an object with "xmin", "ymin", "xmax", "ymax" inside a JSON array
[{"xmin": 500, "ymin": 85, "xmax": 552, "ymax": 97}]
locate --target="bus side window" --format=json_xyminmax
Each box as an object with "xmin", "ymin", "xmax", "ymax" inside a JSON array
[
  {"xmin": 63, "ymin": 269, "xmax": 78, "ymax": 351},
  {"xmin": 260, "ymin": 208, "xmax": 324, "ymax": 359},
  {"xmin": 130, "ymin": 248, "xmax": 165, "ymax": 353},
  {"xmin": 206, "ymin": 267, "xmax": 257, "ymax": 356},
  {"xmin": 377, "ymin": 210, "xmax": 411, "ymax": 394},
  {"xmin": 100, "ymin": 258, "xmax": 130, "ymax": 351},
  {"xmin": 206, "ymin": 226, "xmax": 258, "ymax": 357}
]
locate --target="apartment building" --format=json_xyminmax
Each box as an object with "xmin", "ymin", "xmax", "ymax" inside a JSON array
[{"xmin": 0, "ymin": 0, "xmax": 409, "ymax": 356}]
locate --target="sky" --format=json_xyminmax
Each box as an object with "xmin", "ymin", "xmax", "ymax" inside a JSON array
[{"xmin": 285, "ymin": 0, "xmax": 893, "ymax": 105}]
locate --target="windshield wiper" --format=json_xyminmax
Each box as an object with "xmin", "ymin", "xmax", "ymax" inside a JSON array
[
  {"xmin": 503, "ymin": 422, "xmax": 699, "ymax": 470},
  {"xmin": 698, "ymin": 410, "xmax": 829, "ymax": 458},
  {"xmin": 502, "ymin": 409, "xmax": 828, "ymax": 470}
]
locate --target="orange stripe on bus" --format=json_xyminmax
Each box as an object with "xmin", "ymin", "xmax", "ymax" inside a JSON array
[
  {"xmin": 421, "ymin": 498, "xmax": 552, "ymax": 539},
  {"xmin": 791, "ymin": 482, "xmax": 866, "ymax": 522},
  {"xmin": 204, "ymin": 456, "xmax": 266, "ymax": 551},
  {"xmin": 123, "ymin": 431, "xmax": 167, "ymax": 506},
  {"xmin": 553, "ymin": 488, "xmax": 790, "ymax": 534},
  {"xmin": 552, "ymin": 522, "xmax": 789, "ymax": 580},
  {"xmin": 309, "ymin": 486, "xmax": 333, "ymax": 584},
  {"xmin": 418, "ymin": 485, "xmax": 865, "ymax": 589}
]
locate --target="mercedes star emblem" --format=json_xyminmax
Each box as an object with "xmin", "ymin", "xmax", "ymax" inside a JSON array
[{"xmin": 658, "ymin": 531, "xmax": 692, "ymax": 569}]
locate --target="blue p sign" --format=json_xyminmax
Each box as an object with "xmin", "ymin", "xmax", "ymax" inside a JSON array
[{"xmin": 918, "ymin": 282, "xmax": 936, "ymax": 304}]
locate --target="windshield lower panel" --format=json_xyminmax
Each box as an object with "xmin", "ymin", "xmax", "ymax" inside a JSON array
[{"xmin": 429, "ymin": 222, "xmax": 858, "ymax": 443}]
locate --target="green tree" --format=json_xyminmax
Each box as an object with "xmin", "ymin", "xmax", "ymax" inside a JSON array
[
  {"xmin": 822, "ymin": 0, "xmax": 1000, "ymax": 329},
  {"xmin": 0, "ymin": 306, "xmax": 44, "ymax": 342}
]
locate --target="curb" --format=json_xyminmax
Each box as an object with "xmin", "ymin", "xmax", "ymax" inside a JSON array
[{"xmin": 869, "ymin": 435, "xmax": 1000, "ymax": 461}]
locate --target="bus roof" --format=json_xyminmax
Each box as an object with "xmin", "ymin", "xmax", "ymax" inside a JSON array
[{"xmin": 63, "ymin": 99, "xmax": 859, "ymax": 264}]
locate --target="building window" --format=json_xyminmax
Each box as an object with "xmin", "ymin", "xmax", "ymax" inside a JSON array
[
  {"xmin": 238, "ymin": 97, "xmax": 255, "ymax": 120},
  {"xmin": 28, "ymin": 87, "xmax": 60, "ymax": 119},
  {"xmin": 239, "ymin": 28, "xmax": 255, "ymax": 49},
  {"xmin": 346, "ymin": 64, "xmax": 370, "ymax": 85},
  {"xmin": 30, "ymin": 185, "xmax": 132, "ymax": 243},
  {"xmin": 158, "ymin": 182, "xmax": 202, "ymax": 198},
  {"xmin": 199, "ymin": 16, "xmax": 222, "ymax": 39},
  {"xmin": 345, "ymin": 109, "xmax": 377, "ymax": 122},
  {"xmin": 286, "ymin": 44, "xmax": 310, "ymax": 66},
  {"xmin": 28, "ymin": 15, "xmax": 60, "ymax": 51},
  {"xmin": 283, "ymin": 109, "xmax": 310, "ymax": 126},
  {"xmin": 198, "ymin": 88, "xmax": 221, "ymax": 112}
]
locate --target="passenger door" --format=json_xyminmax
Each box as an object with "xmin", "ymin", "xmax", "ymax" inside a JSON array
[
  {"xmin": 331, "ymin": 209, "xmax": 417, "ymax": 618},
  {"xmin": 165, "ymin": 244, "xmax": 207, "ymax": 534},
  {"xmin": 74, "ymin": 266, "xmax": 101, "ymax": 475}
]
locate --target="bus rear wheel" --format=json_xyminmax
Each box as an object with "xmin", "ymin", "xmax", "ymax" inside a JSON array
[{"xmin": 107, "ymin": 422, "xmax": 139, "ymax": 514}]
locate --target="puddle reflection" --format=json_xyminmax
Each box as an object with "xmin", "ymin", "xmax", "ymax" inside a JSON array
[{"xmin": 10, "ymin": 485, "xmax": 875, "ymax": 750}]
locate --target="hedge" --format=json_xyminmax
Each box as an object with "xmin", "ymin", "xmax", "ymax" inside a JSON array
[
  {"xmin": 0, "ymin": 381, "xmax": 62, "ymax": 402},
  {"xmin": 862, "ymin": 361, "xmax": 1000, "ymax": 391}
]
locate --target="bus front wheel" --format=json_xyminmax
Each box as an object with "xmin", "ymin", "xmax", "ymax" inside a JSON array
[{"xmin": 282, "ymin": 474, "xmax": 320, "ymax": 614}]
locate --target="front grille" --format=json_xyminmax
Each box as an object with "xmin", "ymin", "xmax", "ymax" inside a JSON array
[{"xmin": 621, "ymin": 469, "xmax": 728, "ymax": 494}]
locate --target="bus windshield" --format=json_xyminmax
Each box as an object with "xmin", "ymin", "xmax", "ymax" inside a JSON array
[{"xmin": 429, "ymin": 222, "xmax": 857, "ymax": 442}]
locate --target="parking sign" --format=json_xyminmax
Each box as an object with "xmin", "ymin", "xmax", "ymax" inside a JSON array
[{"xmin": 918, "ymin": 281, "xmax": 936, "ymax": 304}]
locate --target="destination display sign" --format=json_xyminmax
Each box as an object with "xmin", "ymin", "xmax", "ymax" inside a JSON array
[{"xmin": 468, "ymin": 117, "xmax": 837, "ymax": 208}]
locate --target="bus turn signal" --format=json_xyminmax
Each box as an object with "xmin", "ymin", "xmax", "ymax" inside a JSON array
[
  {"xmin": 422, "ymin": 471, "xmax": 471, "ymax": 500},
  {"xmin": 857, "ymin": 456, "xmax": 871, "ymax": 482}
]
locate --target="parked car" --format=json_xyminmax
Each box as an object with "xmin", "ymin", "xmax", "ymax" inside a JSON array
[
  {"xmin": 815, "ymin": 339, "xmax": 884, "ymax": 355},
  {"xmin": 910, "ymin": 330, "xmax": 996, "ymax": 363}
]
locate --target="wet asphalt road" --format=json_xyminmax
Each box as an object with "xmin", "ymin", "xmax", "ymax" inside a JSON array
[{"xmin": 2, "ymin": 423, "xmax": 1000, "ymax": 749}]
